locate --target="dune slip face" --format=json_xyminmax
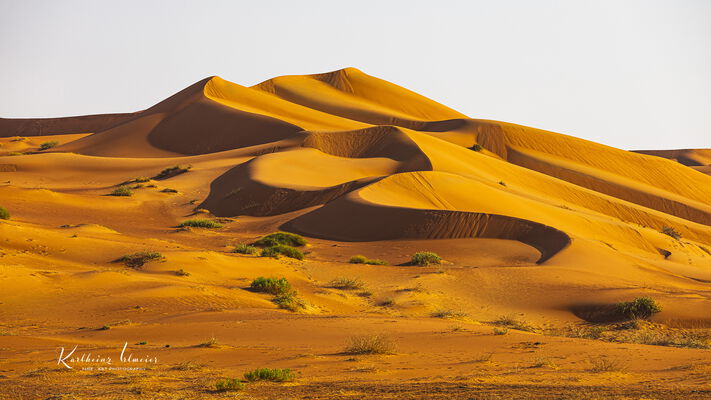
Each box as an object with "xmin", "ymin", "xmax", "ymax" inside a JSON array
[{"xmin": 2, "ymin": 68, "xmax": 711, "ymax": 399}]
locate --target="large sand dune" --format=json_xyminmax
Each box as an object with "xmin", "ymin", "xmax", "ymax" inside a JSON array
[{"xmin": 1, "ymin": 68, "xmax": 710, "ymax": 399}]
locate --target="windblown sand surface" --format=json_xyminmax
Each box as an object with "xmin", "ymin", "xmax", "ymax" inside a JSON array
[{"xmin": 1, "ymin": 68, "xmax": 710, "ymax": 399}]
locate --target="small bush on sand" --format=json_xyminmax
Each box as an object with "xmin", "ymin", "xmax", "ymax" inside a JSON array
[
  {"xmin": 39, "ymin": 141, "xmax": 59, "ymax": 151},
  {"xmin": 178, "ymin": 219, "xmax": 223, "ymax": 229},
  {"xmin": 661, "ymin": 226, "xmax": 681, "ymax": 240},
  {"xmin": 470, "ymin": 144, "xmax": 482, "ymax": 151},
  {"xmin": 250, "ymin": 277, "xmax": 293, "ymax": 296},
  {"xmin": 349, "ymin": 255, "xmax": 387, "ymax": 265},
  {"xmin": 255, "ymin": 232, "xmax": 307, "ymax": 247},
  {"xmin": 110, "ymin": 186, "xmax": 133, "ymax": 197},
  {"xmin": 329, "ymin": 277, "xmax": 365, "ymax": 290},
  {"xmin": 0, "ymin": 206, "xmax": 10, "ymax": 220},
  {"xmin": 431, "ymin": 309, "xmax": 468, "ymax": 319},
  {"xmin": 117, "ymin": 251, "xmax": 164, "ymax": 268},
  {"xmin": 161, "ymin": 188, "xmax": 178, "ymax": 193},
  {"xmin": 493, "ymin": 327, "xmax": 509, "ymax": 335},
  {"xmin": 154, "ymin": 165, "xmax": 191, "ymax": 180},
  {"xmin": 411, "ymin": 252, "xmax": 442, "ymax": 266},
  {"xmin": 199, "ymin": 336, "xmax": 219, "ymax": 348},
  {"xmin": 272, "ymin": 293, "xmax": 305, "ymax": 311},
  {"xmin": 260, "ymin": 245, "xmax": 304, "ymax": 260},
  {"xmin": 175, "ymin": 269, "xmax": 190, "ymax": 277},
  {"xmin": 215, "ymin": 378, "xmax": 245, "ymax": 391},
  {"xmin": 616, "ymin": 297, "xmax": 662, "ymax": 320},
  {"xmin": 344, "ymin": 334, "xmax": 396, "ymax": 355},
  {"xmin": 233, "ymin": 244, "xmax": 259, "ymax": 255},
  {"xmin": 493, "ymin": 315, "xmax": 539, "ymax": 332},
  {"xmin": 244, "ymin": 368, "xmax": 294, "ymax": 382},
  {"xmin": 589, "ymin": 357, "xmax": 627, "ymax": 373}
]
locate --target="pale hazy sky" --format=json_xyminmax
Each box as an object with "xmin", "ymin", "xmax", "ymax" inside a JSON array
[{"xmin": 1, "ymin": 0, "xmax": 709, "ymax": 149}]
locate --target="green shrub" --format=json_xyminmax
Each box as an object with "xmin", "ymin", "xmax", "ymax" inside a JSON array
[
  {"xmin": 470, "ymin": 144, "xmax": 482, "ymax": 151},
  {"xmin": 178, "ymin": 219, "xmax": 223, "ymax": 229},
  {"xmin": 272, "ymin": 293, "xmax": 304, "ymax": 311},
  {"xmin": 175, "ymin": 269, "xmax": 190, "ymax": 276},
  {"xmin": 243, "ymin": 368, "xmax": 294, "ymax": 382},
  {"xmin": 260, "ymin": 245, "xmax": 304, "ymax": 260},
  {"xmin": 616, "ymin": 297, "xmax": 662, "ymax": 320},
  {"xmin": 233, "ymin": 243, "xmax": 259, "ymax": 255},
  {"xmin": 110, "ymin": 186, "xmax": 133, "ymax": 197},
  {"xmin": 154, "ymin": 165, "xmax": 191, "ymax": 180},
  {"xmin": 0, "ymin": 206, "xmax": 10, "ymax": 220},
  {"xmin": 255, "ymin": 232, "xmax": 307, "ymax": 247},
  {"xmin": 661, "ymin": 226, "xmax": 681, "ymax": 240},
  {"xmin": 250, "ymin": 277, "xmax": 293, "ymax": 296},
  {"xmin": 215, "ymin": 378, "xmax": 245, "ymax": 391},
  {"xmin": 431, "ymin": 309, "xmax": 468, "ymax": 319},
  {"xmin": 344, "ymin": 334, "xmax": 396, "ymax": 355},
  {"xmin": 493, "ymin": 315, "xmax": 539, "ymax": 332},
  {"xmin": 329, "ymin": 277, "xmax": 365, "ymax": 290},
  {"xmin": 349, "ymin": 255, "xmax": 387, "ymax": 265},
  {"xmin": 493, "ymin": 327, "xmax": 509, "ymax": 335},
  {"xmin": 411, "ymin": 252, "xmax": 442, "ymax": 266},
  {"xmin": 39, "ymin": 141, "xmax": 59, "ymax": 151},
  {"xmin": 117, "ymin": 251, "xmax": 164, "ymax": 268}
]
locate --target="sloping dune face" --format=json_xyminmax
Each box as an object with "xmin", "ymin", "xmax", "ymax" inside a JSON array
[{"xmin": 2, "ymin": 68, "xmax": 711, "ymax": 267}]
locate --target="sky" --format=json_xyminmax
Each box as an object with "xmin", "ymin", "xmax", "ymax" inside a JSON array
[{"xmin": 1, "ymin": 0, "xmax": 709, "ymax": 150}]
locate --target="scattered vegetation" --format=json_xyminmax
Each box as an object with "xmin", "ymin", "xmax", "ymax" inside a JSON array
[
  {"xmin": 589, "ymin": 357, "xmax": 627, "ymax": 373},
  {"xmin": 161, "ymin": 188, "xmax": 178, "ymax": 193},
  {"xmin": 493, "ymin": 315, "xmax": 539, "ymax": 332},
  {"xmin": 250, "ymin": 277, "xmax": 293, "ymax": 296},
  {"xmin": 378, "ymin": 298, "xmax": 396, "ymax": 307},
  {"xmin": 431, "ymin": 309, "xmax": 468, "ymax": 319},
  {"xmin": 272, "ymin": 293, "xmax": 305, "ymax": 311},
  {"xmin": 39, "ymin": 141, "xmax": 59, "ymax": 151},
  {"xmin": 154, "ymin": 164, "xmax": 191, "ymax": 180},
  {"xmin": 199, "ymin": 336, "xmax": 219, "ymax": 348},
  {"xmin": 616, "ymin": 297, "xmax": 662, "ymax": 320},
  {"xmin": 136, "ymin": 341, "xmax": 147, "ymax": 345},
  {"xmin": 0, "ymin": 206, "xmax": 10, "ymax": 220},
  {"xmin": 175, "ymin": 269, "xmax": 190, "ymax": 277},
  {"xmin": 233, "ymin": 243, "xmax": 259, "ymax": 255},
  {"xmin": 661, "ymin": 225, "xmax": 682, "ymax": 240},
  {"xmin": 117, "ymin": 251, "xmax": 164, "ymax": 268},
  {"xmin": 215, "ymin": 378, "xmax": 245, "ymax": 391},
  {"xmin": 255, "ymin": 232, "xmax": 307, "ymax": 247},
  {"xmin": 532, "ymin": 357, "xmax": 558, "ymax": 369},
  {"xmin": 260, "ymin": 245, "xmax": 304, "ymax": 260},
  {"xmin": 470, "ymin": 144, "xmax": 483, "ymax": 151},
  {"xmin": 329, "ymin": 277, "xmax": 365, "ymax": 290},
  {"xmin": 411, "ymin": 251, "xmax": 442, "ymax": 266},
  {"xmin": 133, "ymin": 177, "xmax": 150, "ymax": 183},
  {"xmin": 349, "ymin": 255, "xmax": 387, "ymax": 265},
  {"xmin": 243, "ymin": 368, "xmax": 295, "ymax": 382},
  {"xmin": 178, "ymin": 219, "xmax": 223, "ymax": 229},
  {"xmin": 98, "ymin": 325, "xmax": 111, "ymax": 331},
  {"xmin": 492, "ymin": 327, "xmax": 509, "ymax": 335},
  {"xmin": 110, "ymin": 186, "xmax": 133, "ymax": 197},
  {"xmin": 344, "ymin": 334, "xmax": 396, "ymax": 355}
]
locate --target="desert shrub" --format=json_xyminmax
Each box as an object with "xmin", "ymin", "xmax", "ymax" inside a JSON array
[
  {"xmin": 661, "ymin": 226, "xmax": 681, "ymax": 240},
  {"xmin": 431, "ymin": 309, "xmax": 468, "ymax": 319},
  {"xmin": 329, "ymin": 277, "xmax": 365, "ymax": 290},
  {"xmin": 272, "ymin": 293, "xmax": 304, "ymax": 311},
  {"xmin": 110, "ymin": 186, "xmax": 133, "ymax": 196},
  {"xmin": 616, "ymin": 297, "xmax": 662, "ymax": 320},
  {"xmin": 215, "ymin": 378, "xmax": 245, "ymax": 391},
  {"xmin": 589, "ymin": 357, "xmax": 627, "ymax": 372},
  {"xmin": 492, "ymin": 327, "xmax": 509, "ymax": 335},
  {"xmin": 498, "ymin": 181, "xmax": 507, "ymax": 186},
  {"xmin": 260, "ymin": 245, "xmax": 304, "ymax": 260},
  {"xmin": 243, "ymin": 368, "xmax": 294, "ymax": 382},
  {"xmin": 250, "ymin": 277, "xmax": 293, "ymax": 296},
  {"xmin": 411, "ymin": 252, "xmax": 442, "ymax": 266},
  {"xmin": 133, "ymin": 177, "xmax": 150, "ymax": 183},
  {"xmin": 199, "ymin": 336, "xmax": 219, "ymax": 348},
  {"xmin": 493, "ymin": 315, "xmax": 539, "ymax": 332},
  {"xmin": 470, "ymin": 144, "xmax": 482, "ymax": 151},
  {"xmin": 349, "ymin": 255, "xmax": 387, "ymax": 265},
  {"xmin": 233, "ymin": 244, "xmax": 259, "ymax": 255},
  {"xmin": 0, "ymin": 206, "xmax": 9, "ymax": 220},
  {"xmin": 39, "ymin": 141, "xmax": 59, "ymax": 151},
  {"xmin": 117, "ymin": 251, "xmax": 164, "ymax": 268},
  {"xmin": 178, "ymin": 219, "xmax": 223, "ymax": 228},
  {"xmin": 154, "ymin": 165, "xmax": 191, "ymax": 180},
  {"xmin": 161, "ymin": 188, "xmax": 178, "ymax": 193},
  {"xmin": 344, "ymin": 334, "xmax": 396, "ymax": 355},
  {"xmin": 255, "ymin": 232, "xmax": 307, "ymax": 247},
  {"xmin": 378, "ymin": 298, "xmax": 395, "ymax": 307},
  {"xmin": 175, "ymin": 269, "xmax": 190, "ymax": 276}
]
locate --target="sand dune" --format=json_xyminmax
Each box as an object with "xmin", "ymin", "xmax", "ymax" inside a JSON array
[{"xmin": 2, "ymin": 68, "xmax": 711, "ymax": 399}]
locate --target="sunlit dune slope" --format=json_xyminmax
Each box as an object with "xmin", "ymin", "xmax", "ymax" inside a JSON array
[{"xmin": 2, "ymin": 67, "xmax": 711, "ymax": 270}]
